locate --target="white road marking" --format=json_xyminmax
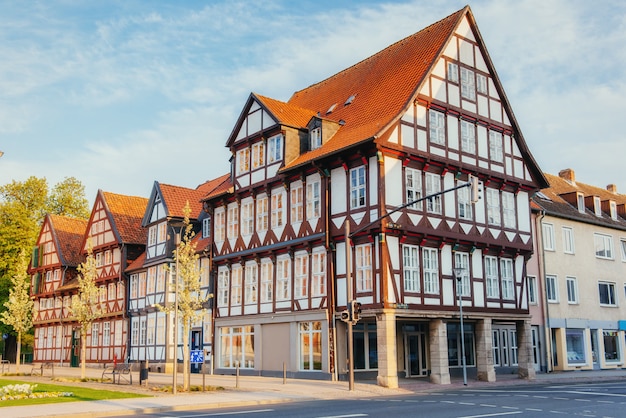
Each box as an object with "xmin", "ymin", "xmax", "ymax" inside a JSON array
[
  {"xmin": 457, "ymin": 411, "xmax": 522, "ymax": 418},
  {"xmin": 165, "ymin": 410, "xmax": 275, "ymax": 417},
  {"xmin": 316, "ymin": 415, "xmax": 368, "ymax": 418}
]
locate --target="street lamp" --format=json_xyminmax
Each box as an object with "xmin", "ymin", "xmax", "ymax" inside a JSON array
[
  {"xmin": 169, "ymin": 225, "xmax": 183, "ymax": 395},
  {"xmin": 453, "ymin": 267, "xmax": 468, "ymax": 386}
]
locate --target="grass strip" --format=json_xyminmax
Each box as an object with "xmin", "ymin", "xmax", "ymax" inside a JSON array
[{"xmin": 0, "ymin": 378, "xmax": 149, "ymax": 407}]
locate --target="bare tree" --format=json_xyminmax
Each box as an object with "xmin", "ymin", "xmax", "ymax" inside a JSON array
[
  {"xmin": 0, "ymin": 250, "xmax": 33, "ymax": 372},
  {"xmin": 158, "ymin": 202, "xmax": 210, "ymax": 391},
  {"xmin": 69, "ymin": 240, "xmax": 103, "ymax": 379}
]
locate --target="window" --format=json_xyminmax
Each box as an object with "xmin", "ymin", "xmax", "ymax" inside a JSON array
[
  {"xmin": 291, "ymin": 184, "xmax": 304, "ymax": 223},
  {"xmin": 355, "ymin": 244, "xmax": 373, "ymax": 292},
  {"xmin": 542, "ymin": 223, "xmax": 555, "ymax": 251},
  {"xmin": 486, "ymin": 188, "xmax": 501, "ymax": 226},
  {"xmin": 244, "ymin": 262, "xmax": 258, "ymax": 305},
  {"xmin": 594, "ymin": 233, "xmax": 613, "ymax": 259},
  {"xmin": 350, "ymin": 166, "xmax": 366, "ymax": 209},
  {"xmin": 276, "ymin": 256, "xmax": 291, "ymax": 301},
  {"xmin": 500, "ymin": 258, "xmax": 514, "ymax": 300},
  {"xmin": 603, "ymin": 331, "xmax": 621, "ymax": 362},
  {"xmin": 489, "ymin": 130, "xmax": 503, "ymax": 162},
  {"xmin": 131, "ymin": 319, "xmax": 138, "ymax": 346},
  {"xmin": 485, "ymin": 256, "xmax": 499, "ymax": 298},
  {"xmin": 527, "ymin": 275, "xmax": 538, "ymax": 304},
  {"xmin": 96, "ymin": 252, "xmax": 103, "ymax": 267},
  {"xmin": 476, "ymin": 73, "xmax": 488, "ymax": 94},
  {"xmin": 457, "ymin": 180, "xmax": 472, "ymax": 220},
  {"xmin": 447, "ymin": 62, "xmax": 459, "ymax": 83},
  {"xmin": 620, "ymin": 239, "xmax": 626, "ymax": 261},
  {"xmin": 104, "ymin": 250, "xmax": 112, "ymax": 265},
  {"xmin": 257, "ymin": 196, "xmax": 268, "ymax": 232},
  {"xmin": 267, "ymin": 134, "xmax": 283, "ymax": 163},
  {"xmin": 139, "ymin": 318, "xmax": 146, "ymax": 345},
  {"xmin": 148, "ymin": 225, "xmax": 157, "ymax": 246},
  {"xmin": 299, "ymin": 321, "xmax": 322, "ymax": 371},
  {"xmin": 460, "ymin": 67, "xmax": 476, "ymax": 100},
  {"xmin": 156, "ymin": 266, "xmax": 165, "ymax": 292},
  {"xmin": 236, "ymin": 147, "xmax": 250, "ymax": 175},
  {"xmin": 502, "ymin": 191, "xmax": 516, "ymax": 229},
  {"xmin": 214, "ymin": 210, "xmax": 225, "ymax": 242},
  {"xmin": 562, "ymin": 227, "xmax": 575, "ymax": 254},
  {"xmin": 219, "ymin": 326, "xmax": 255, "ymax": 368},
  {"xmin": 311, "ymin": 250, "xmax": 326, "ymax": 296},
  {"xmin": 202, "ymin": 217, "xmax": 211, "ymax": 238},
  {"xmin": 241, "ymin": 201, "xmax": 254, "ymax": 236},
  {"xmin": 429, "ymin": 110, "xmax": 445, "ymax": 145},
  {"xmin": 423, "ymin": 248, "xmax": 439, "ymax": 294},
  {"xmin": 147, "ymin": 267, "xmax": 156, "ymax": 294},
  {"xmin": 546, "ymin": 275, "xmax": 558, "ymax": 303},
  {"xmin": 251, "ymin": 142, "xmax": 265, "ymax": 169},
  {"xmin": 425, "ymin": 173, "xmax": 442, "ymax": 214},
  {"xmin": 145, "ymin": 318, "xmax": 154, "ymax": 346},
  {"xmin": 460, "ymin": 120, "xmax": 476, "ymax": 153},
  {"xmin": 566, "ymin": 276, "xmax": 578, "ymax": 304},
  {"xmin": 260, "ymin": 259, "xmax": 273, "ymax": 303},
  {"xmin": 455, "ymin": 252, "xmax": 470, "ymax": 297},
  {"xmin": 271, "ymin": 191, "xmax": 284, "ymax": 228},
  {"xmin": 230, "ymin": 265, "xmax": 242, "ymax": 306},
  {"xmin": 405, "ymin": 168, "xmax": 423, "ymax": 210},
  {"xmin": 566, "ymin": 329, "xmax": 586, "ymax": 364},
  {"xmin": 310, "ymin": 127, "xmax": 322, "ymax": 150},
  {"xmin": 447, "ymin": 323, "xmax": 475, "ymax": 367},
  {"xmin": 403, "ymin": 245, "xmax": 420, "ymax": 293},
  {"xmin": 610, "ymin": 201, "xmax": 617, "ymax": 220},
  {"xmin": 130, "ymin": 274, "xmax": 138, "ymax": 299},
  {"xmin": 599, "ymin": 282, "xmax": 617, "ymax": 306},
  {"xmin": 91, "ymin": 323, "xmax": 99, "ymax": 346},
  {"xmin": 295, "ymin": 252, "xmax": 308, "ymax": 299},
  {"xmin": 306, "ymin": 180, "xmax": 321, "ymax": 220},
  {"xmin": 576, "ymin": 193, "xmax": 585, "ymax": 213},
  {"xmin": 594, "ymin": 196, "xmax": 602, "ymax": 217},
  {"xmin": 217, "ymin": 268, "xmax": 229, "ymax": 307},
  {"xmin": 354, "ymin": 323, "xmax": 378, "ymax": 370},
  {"xmin": 227, "ymin": 204, "xmax": 239, "ymax": 239}
]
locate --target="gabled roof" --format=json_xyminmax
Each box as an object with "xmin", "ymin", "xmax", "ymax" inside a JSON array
[
  {"xmin": 101, "ymin": 191, "xmax": 149, "ymax": 245},
  {"xmin": 255, "ymin": 94, "xmax": 317, "ymax": 130},
  {"xmin": 49, "ymin": 214, "xmax": 87, "ymax": 266},
  {"xmin": 200, "ymin": 173, "xmax": 233, "ymax": 202},
  {"xmin": 281, "ymin": 7, "xmax": 467, "ymax": 170},
  {"xmin": 533, "ymin": 172, "xmax": 626, "ymax": 230},
  {"xmin": 159, "ymin": 183, "xmax": 206, "ymax": 219}
]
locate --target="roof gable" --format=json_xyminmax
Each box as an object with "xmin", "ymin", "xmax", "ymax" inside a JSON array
[{"xmin": 227, "ymin": 94, "xmax": 281, "ymax": 147}]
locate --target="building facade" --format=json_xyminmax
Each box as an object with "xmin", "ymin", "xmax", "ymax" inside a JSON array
[{"xmin": 202, "ymin": 6, "xmax": 548, "ymax": 387}]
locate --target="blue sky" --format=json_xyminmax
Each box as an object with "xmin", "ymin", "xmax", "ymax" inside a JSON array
[{"xmin": 2, "ymin": 0, "xmax": 626, "ymax": 203}]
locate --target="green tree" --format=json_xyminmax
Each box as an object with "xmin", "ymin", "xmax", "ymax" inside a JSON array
[
  {"xmin": 69, "ymin": 240, "xmax": 103, "ymax": 379},
  {"xmin": 158, "ymin": 202, "xmax": 210, "ymax": 392},
  {"xmin": 0, "ymin": 176, "xmax": 89, "ymax": 356},
  {"xmin": 0, "ymin": 250, "xmax": 34, "ymax": 372}
]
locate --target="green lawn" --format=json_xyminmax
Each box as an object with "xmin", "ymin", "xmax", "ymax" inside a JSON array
[{"xmin": 0, "ymin": 378, "xmax": 150, "ymax": 407}]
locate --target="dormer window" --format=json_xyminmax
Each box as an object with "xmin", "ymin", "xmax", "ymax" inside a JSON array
[
  {"xmin": 610, "ymin": 201, "xmax": 617, "ymax": 220},
  {"xmin": 576, "ymin": 193, "xmax": 585, "ymax": 213},
  {"xmin": 310, "ymin": 127, "xmax": 322, "ymax": 150},
  {"xmin": 594, "ymin": 196, "xmax": 602, "ymax": 217}
]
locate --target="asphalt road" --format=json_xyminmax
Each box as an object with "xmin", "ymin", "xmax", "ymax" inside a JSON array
[{"xmin": 128, "ymin": 381, "xmax": 626, "ymax": 418}]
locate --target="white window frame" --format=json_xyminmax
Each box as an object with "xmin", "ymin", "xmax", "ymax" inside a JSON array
[
  {"xmin": 610, "ymin": 201, "xmax": 617, "ymax": 220},
  {"xmin": 460, "ymin": 120, "xmax": 476, "ymax": 153},
  {"xmin": 594, "ymin": 233, "xmax": 614, "ymax": 259},
  {"xmin": 244, "ymin": 262, "xmax": 258, "ymax": 305},
  {"xmin": 202, "ymin": 217, "xmax": 211, "ymax": 239},
  {"xmin": 267, "ymin": 134, "xmax": 283, "ymax": 163},
  {"xmin": 227, "ymin": 204, "xmax": 239, "ymax": 239},
  {"xmin": 291, "ymin": 184, "xmax": 304, "ymax": 223},
  {"xmin": 594, "ymin": 196, "xmax": 602, "ymax": 217},
  {"xmin": 566, "ymin": 276, "xmax": 578, "ymax": 304},
  {"xmin": 405, "ymin": 168, "xmax": 423, "ymax": 210},
  {"xmin": 485, "ymin": 256, "xmax": 499, "ymax": 298},
  {"xmin": 489, "ymin": 130, "xmax": 503, "ymax": 162},
  {"xmin": 91, "ymin": 322, "xmax": 99, "ymax": 346},
  {"xmin": 231, "ymin": 265, "xmax": 242, "ymax": 306},
  {"xmin": 457, "ymin": 179, "xmax": 472, "ymax": 220},
  {"xmin": 311, "ymin": 250, "xmax": 326, "ymax": 297},
  {"xmin": 460, "ymin": 67, "xmax": 476, "ymax": 100},
  {"xmin": 546, "ymin": 275, "xmax": 558, "ymax": 303},
  {"xmin": 577, "ymin": 193, "xmax": 585, "ymax": 213},
  {"xmin": 599, "ymin": 281, "xmax": 617, "ymax": 306},
  {"xmin": 299, "ymin": 321, "xmax": 322, "ymax": 371},
  {"xmin": 294, "ymin": 252, "xmax": 309, "ymax": 299},
  {"xmin": 425, "ymin": 172, "xmax": 442, "ymax": 214},
  {"xmin": 241, "ymin": 201, "xmax": 254, "ymax": 237},
  {"xmin": 306, "ymin": 180, "xmax": 321, "ymax": 220},
  {"xmin": 447, "ymin": 62, "xmax": 459, "ymax": 83},
  {"xmin": 562, "ymin": 227, "xmax": 575, "ymax": 254},
  {"xmin": 236, "ymin": 147, "xmax": 250, "ymax": 175},
  {"xmin": 620, "ymin": 238, "xmax": 626, "ymax": 261},
  {"xmin": 500, "ymin": 258, "xmax": 514, "ymax": 300},
  {"xmin": 214, "ymin": 209, "xmax": 225, "ymax": 242},
  {"xmin": 527, "ymin": 275, "xmax": 538, "ymax": 305},
  {"xmin": 476, "ymin": 73, "xmax": 488, "ymax": 94},
  {"xmin": 260, "ymin": 258, "xmax": 273, "ymax": 303},
  {"xmin": 422, "ymin": 248, "xmax": 439, "ymax": 294},
  {"xmin": 429, "ymin": 109, "xmax": 445, "ymax": 145},
  {"xmin": 486, "ymin": 188, "xmax": 501, "ymax": 226},
  {"xmin": 402, "ymin": 244, "xmax": 420, "ymax": 293},
  {"xmin": 257, "ymin": 195, "xmax": 268, "ymax": 232},
  {"xmin": 271, "ymin": 190, "xmax": 285, "ymax": 229},
  {"xmin": 310, "ymin": 127, "xmax": 322, "ymax": 150},
  {"xmin": 455, "ymin": 252, "xmax": 471, "ymax": 297},
  {"xmin": 276, "ymin": 256, "xmax": 291, "ymax": 301},
  {"xmin": 350, "ymin": 166, "xmax": 366, "ymax": 209},
  {"xmin": 355, "ymin": 244, "xmax": 373, "ymax": 293},
  {"xmin": 502, "ymin": 191, "xmax": 516, "ymax": 229},
  {"xmin": 251, "ymin": 142, "xmax": 265, "ymax": 169}
]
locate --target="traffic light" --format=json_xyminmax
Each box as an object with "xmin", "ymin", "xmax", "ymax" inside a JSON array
[
  {"xmin": 340, "ymin": 309, "xmax": 351, "ymax": 323},
  {"xmin": 351, "ymin": 300, "xmax": 362, "ymax": 323},
  {"xmin": 469, "ymin": 175, "xmax": 481, "ymax": 204}
]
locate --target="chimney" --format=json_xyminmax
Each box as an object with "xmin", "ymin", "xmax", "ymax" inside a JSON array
[
  {"xmin": 558, "ymin": 168, "xmax": 575, "ymax": 183},
  {"xmin": 607, "ymin": 184, "xmax": 618, "ymax": 194}
]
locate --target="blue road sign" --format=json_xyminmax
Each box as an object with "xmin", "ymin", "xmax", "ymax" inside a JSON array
[{"xmin": 190, "ymin": 350, "xmax": 204, "ymax": 364}]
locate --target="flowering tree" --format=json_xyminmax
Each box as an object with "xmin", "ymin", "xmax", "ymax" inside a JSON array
[
  {"xmin": 69, "ymin": 240, "xmax": 103, "ymax": 379},
  {"xmin": 158, "ymin": 202, "xmax": 210, "ymax": 391},
  {"xmin": 0, "ymin": 250, "xmax": 33, "ymax": 373}
]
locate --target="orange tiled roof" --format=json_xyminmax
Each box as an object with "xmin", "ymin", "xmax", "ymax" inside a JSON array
[
  {"xmin": 159, "ymin": 183, "xmax": 206, "ymax": 219},
  {"xmin": 126, "ymin": 251, "xmax": 146, "ymax": 273},
  {"xmin": 200, "ymin": 173, "xmax": 233, "ymax": 201},
  {"xmin": 49, "ymin": 214, "xmax": 87, "ymax": 266},
  {"xmin": 281, "ymin": 7, "xmax": 467, "ymax": 170},
  {"xmin": 102, "ymin": 191, "xmax": 149, "ymax": 245},
  {"xmin": 255, "ymin": 94, "xmax": 317, "ymax": 129}
]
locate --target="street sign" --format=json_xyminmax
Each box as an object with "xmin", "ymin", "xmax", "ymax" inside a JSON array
[{"xmin": 190, "ymin": 350, "xmax": 204, "ymax": 364}]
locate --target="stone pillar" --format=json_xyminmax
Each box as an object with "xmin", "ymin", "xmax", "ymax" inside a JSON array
[
  {"xmin": 517, "ymin": 320, "xmax": 536, "ymax": 380},
  {"xmin": 376, "ymin": 310, "xmax": 399, "ymax": 388},
  {"xmin": 429, "ymin": 319, "xmax": 450, "ymax": 384},
  {"xmin": 475, "ymin": 318, "xmax": 496, "ymax": 382}
]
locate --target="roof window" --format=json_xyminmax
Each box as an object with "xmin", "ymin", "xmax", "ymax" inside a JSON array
[
  {"xmin": 326, "ymin": 103, "xmax": 337, "ymax": 115},
  {"xmin": 344, "ymin": 94, "xmax": 356, "ymax": 106}
]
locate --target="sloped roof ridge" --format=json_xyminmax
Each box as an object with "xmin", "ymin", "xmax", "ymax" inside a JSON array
[
  {"xmin": 289, "ymin": 6, "xmax": 467, "ymax": 99},
  {"xmin": 544, "ymin": 173, "xmax": 626, "ymax": 201}
]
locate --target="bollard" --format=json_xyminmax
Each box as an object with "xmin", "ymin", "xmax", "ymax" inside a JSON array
[{"xmin": 235, "ymin": 361, "xmax": 240, "ymax": 388}]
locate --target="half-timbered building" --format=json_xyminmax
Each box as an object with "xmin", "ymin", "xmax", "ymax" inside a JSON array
[
  {"xmin": 30, "ymin": 214, "xmax": 87, "ymax": 365},
  {"xmin": 203, "ymin": 6, "xmax": 548, "ymax": 387},
  {"xmin": 127, "ymin": 177, "xmax": 228, "ymax": 373}
]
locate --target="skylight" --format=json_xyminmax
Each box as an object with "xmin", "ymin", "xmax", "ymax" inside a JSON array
[
  {"xmin": 344, "ymin": 94, "xmax": 356, "ymax": 106},
  {"xmin": 326, "ymin": 103, "xmax": 337, "ymax": 114}
]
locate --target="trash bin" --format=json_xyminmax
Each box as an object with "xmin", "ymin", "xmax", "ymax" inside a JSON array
[{"xmin": 139, "ymin": 361, "xmax": 148, "ymax": 385}]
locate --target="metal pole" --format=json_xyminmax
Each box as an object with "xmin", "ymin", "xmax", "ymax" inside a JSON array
[
  {"xmin": 456, "ymin": 272, "xmax": 468, "ymax": 386},
  {"xmin": 345, "ymin": 220, "xmax": 354, "ymax": 391},
  {"xmin": 172, "ymin": 232, "xmax": 180, "ymax": 395}
]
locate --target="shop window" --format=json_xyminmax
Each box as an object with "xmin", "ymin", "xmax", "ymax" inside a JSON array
[{"xmin": 565, "ymin": 329, "xmax": 586, "ymax": 364}]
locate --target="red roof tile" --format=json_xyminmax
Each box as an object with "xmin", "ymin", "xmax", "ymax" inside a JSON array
[
  {"xmin": 49, "ymin": 214, "xmax": 87, "ymax": 266},
  {"xmin": 255, "ymin": 94, "xmax": 317, "ymax": 129},
  {"xmin": 102, "ymin": 191, "xmax": 149, "ymax": 245},
  {"xmin": 200, "ymin": 173, "xmax": 233, "ymax": 201}
]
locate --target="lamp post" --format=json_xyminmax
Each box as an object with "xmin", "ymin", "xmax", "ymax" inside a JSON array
[
  {"xmin": 170, "ymin": 227, "xmax": 181, "ymax": 395},
  {"xmin": 453, "ymin": 267, "xmax": 468, "ymax": 386}
]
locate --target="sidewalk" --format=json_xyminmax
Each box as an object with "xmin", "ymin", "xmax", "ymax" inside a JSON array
[{"xmin": 2, "ymin": 364, "xmax": 626, "ymax": 418}]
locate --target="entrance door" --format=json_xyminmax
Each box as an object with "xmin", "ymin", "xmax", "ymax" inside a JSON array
[
  {"xmin": 70, "ymin": 330, "xmax": 80, "ymax": 368},
  {"xmin": 190, "ymin": 330, "xmax": 202, "ymax": 374},
  {"xmin": 405, "ymin": 332, "xmax": 427, "ymax": 377}
]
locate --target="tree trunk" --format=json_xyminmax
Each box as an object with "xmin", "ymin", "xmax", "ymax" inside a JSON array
[
  {"xmin": 15, "ymin": 332, "xmax": 22, "ymax": 373},
  {"xmin": 183, "ymin": 319, "xmax": 190, "ymax": 391},
  {"xmin": 81, "ymin": 328, "xmax": 87, "ymax": 379}
]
